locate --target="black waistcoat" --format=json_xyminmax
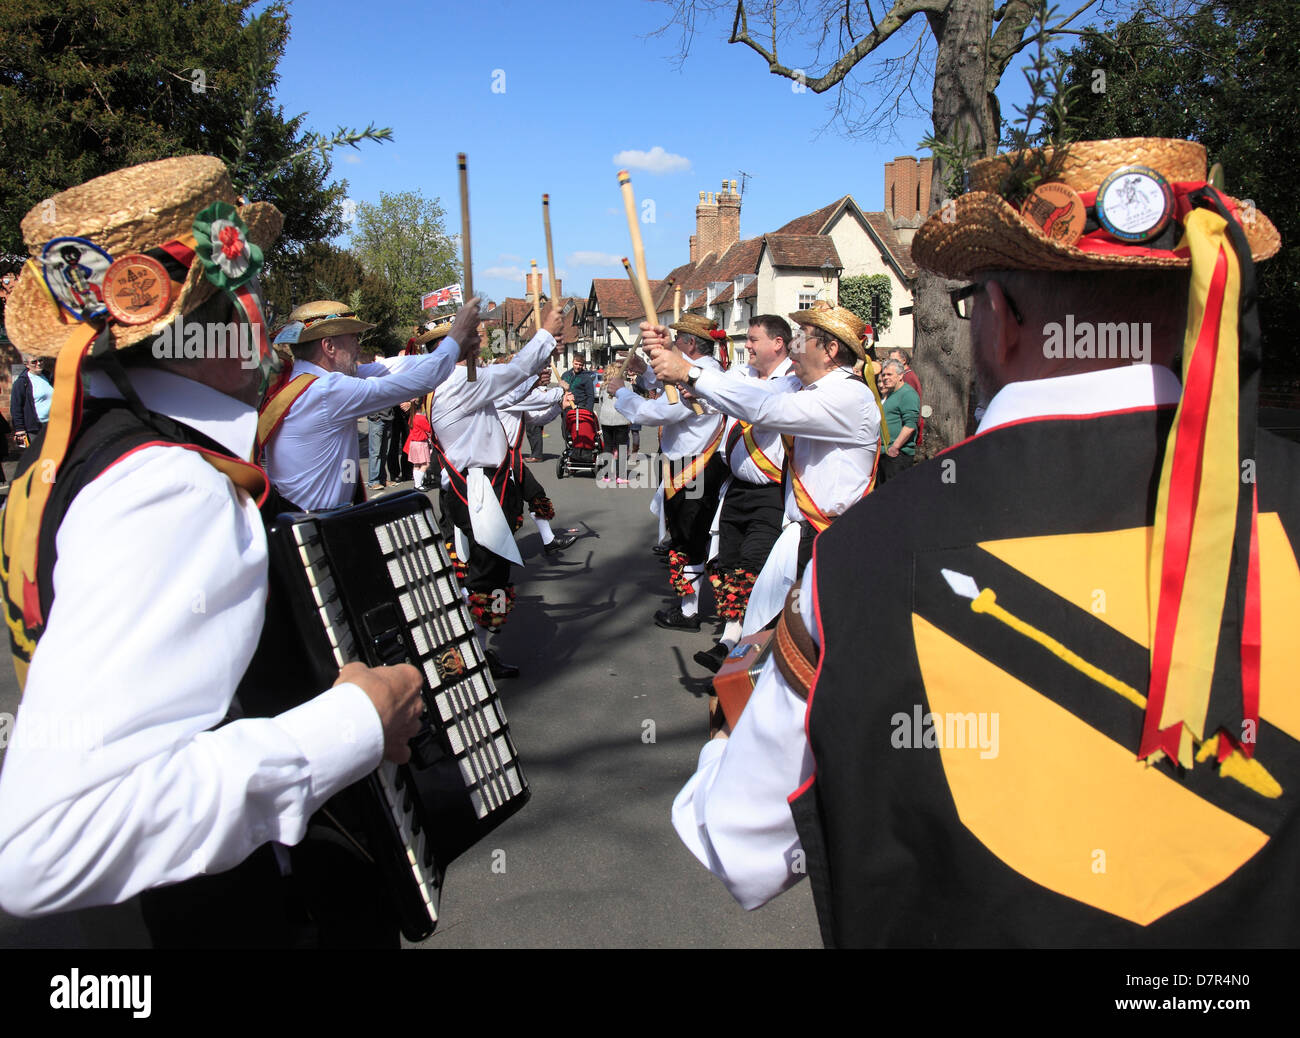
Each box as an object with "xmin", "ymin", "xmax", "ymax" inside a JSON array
[{"xmin": 792, "ymin": 408, "xmax": 1300, "ymax": 947}]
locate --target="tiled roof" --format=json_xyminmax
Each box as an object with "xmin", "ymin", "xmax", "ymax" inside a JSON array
[
  {"xmin": 589, "ymin": 278, "xmax": 665, "ymax": 319},
  {"xmin": 773, "ymin": 197, "xmax": 847, "ymax": 235},
  {"xmin": 762, "ymin": 234, "xmax": 842, "ymax": 269}
]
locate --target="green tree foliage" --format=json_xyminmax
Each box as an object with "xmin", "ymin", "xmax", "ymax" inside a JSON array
[
  {"xmin": 350, "ymin": 191, "xmax": 460, "ymax": 335},
  {"xmin": 0, "ymin": 0, "xmax": 352, "ymax": 259},
  {"xmin": 1058, "ymin": 0, "xmax": 1300, "ymax": 383},
  {"xmin": 838, "ymin": 274, "xmax": 893, "ymax": 333},
  {"xmin": 261, "ymin": 242, "xmax": 404, "ymax": 354}
]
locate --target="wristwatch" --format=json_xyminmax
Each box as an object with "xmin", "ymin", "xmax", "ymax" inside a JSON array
[{"xmin": 687, "ymin": 365, "xmax": 703, "ymax": 385}]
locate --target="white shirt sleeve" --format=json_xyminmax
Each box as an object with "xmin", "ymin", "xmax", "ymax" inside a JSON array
[
  {"xmin": 693, "ymin": 368, "xmax": 866, "ymax": 443},
  {"xmin": 318, "ymin": 340, "xmax": 460, "ymax": 424},
  {"xmin": 0, "ymin": 446, "xmax": 385, "ymax": 916},
  {"xmin": 442, "ymin": 331, "xmax": 556, "ymax": 413},
  {"xmin": 670, "ymin": 565, "xmax": 819, "ymax": 909},
  {"xmin": 613, "ymin": 385, "xmax": 694, "ymax": 425}
]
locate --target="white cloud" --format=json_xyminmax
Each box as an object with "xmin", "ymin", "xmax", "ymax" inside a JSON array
[
  {"xmin": 343, "ymin": 153, "xmax": 363, "ymax": 164},
  {"xmin": 612, "ymin": 146, "xmax": 691, "ymax": 175},
  {"xmin": 482, "ymin": 266, "xmax": 527, "ymax": 283},
  {"xmin": 497, "ymin": 252, "xmax": 522, "ymax": 262},
  {"xmin": 568, "ymin": 251, "xmax": 622, "ymax": 267}
]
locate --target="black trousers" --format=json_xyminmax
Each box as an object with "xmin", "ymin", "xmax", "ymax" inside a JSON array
[
  {"xmin": 717, "ymin": 478, "xmax": 784, "ymax": 573},
  {"xmin": 442, "ymin": 472, "xmax": 524, "ymax": 594},
  {"xmin": 879, "ymin": 451, "xmax": 915, "ymax": 484},
  {"xmin": 663, "ymin": 453, "xmax": 728, "ymax": 564}
]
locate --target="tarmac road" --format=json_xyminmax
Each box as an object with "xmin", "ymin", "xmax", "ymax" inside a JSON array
[{"xmin": 0, "ymin": 415, "xmax": 820, "ymax": 949}]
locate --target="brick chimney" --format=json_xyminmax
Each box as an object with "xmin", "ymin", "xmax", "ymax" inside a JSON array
[
  {"xmin": 695, "ymin": 189, "xmax": 720, "ymax": 260},
  {"xmin": 525, "ymin": 270, "xmax": 544, "ymax": 298},
  {"xmin": 716, "ymin": 178, "xmax": 741, "ymax": 255},
  {"xmin": 884, "ymin": 156, "xmax": 934, "ymax": 245}
]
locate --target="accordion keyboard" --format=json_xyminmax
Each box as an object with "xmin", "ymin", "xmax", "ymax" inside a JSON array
[{"xmin": 281, "ymin": 493, "xmax": 529, "ymax": 939}]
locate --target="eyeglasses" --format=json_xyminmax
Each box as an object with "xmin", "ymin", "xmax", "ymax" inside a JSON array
[{"xmin": 950, "ymin": 282, "xmax": 1022, "ymax": 324}]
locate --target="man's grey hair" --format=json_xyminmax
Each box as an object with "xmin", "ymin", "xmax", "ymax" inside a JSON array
[{"xmin": 882, "ymin": 358, "xmax": 906, "ymax": 376}]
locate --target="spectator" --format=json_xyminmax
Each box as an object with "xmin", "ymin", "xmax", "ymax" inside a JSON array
[
  {"xmin": 879, "ymin": 358, "xmax": 919, "ymax": 482},
  {"xmin": 889, "ymin": 348, "xmax": 924, "ymax": 448},
  {"xmin": 596, "ymin": 381, "xmax": 631, "ymax": 484},
  {"xmin": 560, "ymin": 355, "xmax": 596, "ymax": 412},
  {"xmin": 10, "ymin": 356, "xmax": 45, "ymax": 448}
]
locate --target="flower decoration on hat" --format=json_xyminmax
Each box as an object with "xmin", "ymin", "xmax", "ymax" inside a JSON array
[{"xmin": 193, "ymin": 202, "xmax": 263, "ymax": 291}]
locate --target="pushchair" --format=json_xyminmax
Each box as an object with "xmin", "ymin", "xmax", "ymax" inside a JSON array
[{"xmin": 556, "ymin": 406, "xmax": 604, "ymax": 479}]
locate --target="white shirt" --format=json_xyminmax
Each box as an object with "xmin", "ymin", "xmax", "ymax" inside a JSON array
[
  {"xmin": 265, "ymin": 339, "xmax": 460, "ymax": 510},
  {"xmin": 0, "ymin": 368, "xmax": 385, "ymax": 917},
  {"xmin": 693, "ymin": 365, "xmax": 879, "ymax": 522},
  {"xmin": 498, "ymin": 381, "xmax": 563, "ymax": 446},
  {"xmin": 671, "ymin": 364, "xmax": 1184, "ymax": 909},
  {"xmin": 613, "ymin": 355, "xmax": 724, "ymax": 460},
  {"xmin": 720, "ymin": 357, "xmax": 793, "ymax": 485},
  {"xmin": 428, "ymin": 330, "xmax": 555, "ymax": 477}
]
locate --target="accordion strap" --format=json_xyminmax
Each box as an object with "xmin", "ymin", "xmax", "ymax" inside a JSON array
[{"xmin": 773, "ymin": 583, "xmax": 819, "ymax": 700}]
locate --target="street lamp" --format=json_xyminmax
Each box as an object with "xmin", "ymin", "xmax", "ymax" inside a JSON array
[{"xmin": 820, "ymin": 259, "xmax": 842, "ymax": 303}]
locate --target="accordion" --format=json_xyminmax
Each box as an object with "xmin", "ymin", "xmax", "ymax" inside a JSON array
[{"xmin": 254, "ymin": 490, "xmax": 530, "ymax": 942}]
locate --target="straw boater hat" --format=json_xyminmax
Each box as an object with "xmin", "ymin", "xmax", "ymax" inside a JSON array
[
  {"xmin": 910, "ymin": 136, "xmax": 1280, "ymax": 779},
  {"xmin": 788, "ymin": 303, "xmax": 867, "ymax": 364},
  {"xmin": 415, "ymin": 323, "xmax": 452, "ymax": 346},
  {"xmin": 911, "ymin": 137, "xmax": 1278, "ymax": 277},
  {"xmin": 287, "ymin": 299, "xmax": 375, "ymax": 343},
  {"xmin": 5, "ymin": 156, "xmax": 283, "ymax": 357},
  {"xmin": 670, "ymin": 312, "xmax": 725, "ymax": 346}
]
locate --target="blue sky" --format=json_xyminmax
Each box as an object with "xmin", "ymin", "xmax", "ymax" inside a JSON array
[{"xmin": 271, "ymin": 0, "xmax": 1068, "ymax": 305}]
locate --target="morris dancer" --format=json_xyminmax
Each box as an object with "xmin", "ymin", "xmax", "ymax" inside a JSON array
[
  {"xmin": 647, "ymin": 304, "xmax": 881, "ymax": 636},
  {"xmin": 261, "ymin": 298, "xmax": 479, "ymax": 510},
  {"xmin": 694, "ymin": 315, "xmax": 794, "ymax": 673},
  {"xmin": 427, "ymin": 307, "xmax": 563, "ymax": 679},
  {"xmin": 0, "ymin": 157, "xmax": 422, "ymax": 947},
  {"xmin": 670, "ymin": 137, "xmax": 1298, "ymax": 948},
  {"xmin": 497, "ymin": 365, "xmax": 577, "ymax": 556},
  {"xmin": 608, "ymin": 314, "xmax": 727, "ymax": 631}
]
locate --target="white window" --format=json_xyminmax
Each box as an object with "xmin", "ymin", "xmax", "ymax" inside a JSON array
[{"xmin": 797, "ymin": 291, "xmax": 819, "ymax": 310}]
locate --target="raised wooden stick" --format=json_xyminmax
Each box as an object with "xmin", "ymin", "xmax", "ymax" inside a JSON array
[
  {"xmin": 457, "ymin": 152, "xmax": 476, "ymax": 381},
  {"xmin": 530, "ymin": 259, "xmax": 541, "ymax": 331},
  {"xmin": 618, "ymin": 170, "xmax": 682, "ymax": 406},
  {"xmin": 673, "ymin": 283, "xmax": 681, "ymax": 322},
  {"xmin": 542, "ymin": 193, "xmax": 561, "ymax": 314}
]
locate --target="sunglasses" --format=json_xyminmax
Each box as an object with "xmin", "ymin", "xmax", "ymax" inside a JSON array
[{"xmin": 950, "ymin": 282, "xmax": 1022, "ymax": 324}]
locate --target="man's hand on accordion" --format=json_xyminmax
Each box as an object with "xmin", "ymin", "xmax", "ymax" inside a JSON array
[{"xmin": 335, "ymin": 661, "xmax": 425, "ymax": 764}]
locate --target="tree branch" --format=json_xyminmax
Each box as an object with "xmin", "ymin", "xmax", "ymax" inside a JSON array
[{"xmin": 729, "ymin": 0, "xmax": 943, "ymax": 93}]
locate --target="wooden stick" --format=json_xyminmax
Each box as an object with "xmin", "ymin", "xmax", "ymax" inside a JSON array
[
  {"xmin": 542, "ymin": 193, "xmax": 560, "ymax": 314},
  {"xmin": 530, "ymin": 259, "xmax": 541, "ymax": 332},
  {"xmin": 457, "ymin": 152, "xmax": 476, "ymax": 382},
  {"xmin": 617, "ymin": 170, "xmax": 682, "ymax": 406},
  {"xmin": 673, "ymin": 284, "xmax": 681, "ymax": 322}
]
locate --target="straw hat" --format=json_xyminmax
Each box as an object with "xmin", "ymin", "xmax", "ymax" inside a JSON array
[
  {"xmin": 5, "ymin": 156, "xmax": 282, "ymax": 357},
  {"xmin": 912, "ymin": 138, "xmax": 1279, "ymax": 278},
  {"xmin": 789, "ymin": 304, "xmax": 867, "ymax": 363},
  {"xmin": 670, "ymin": 313, "xmax": 720, "ymax": 343},
  {"xmin": 415, "ymin": 323, "xmax": 452, "ymax": 346},
  {"xmin": 288, "ymin": 299, "xmax": 375, "ymax": 343}
]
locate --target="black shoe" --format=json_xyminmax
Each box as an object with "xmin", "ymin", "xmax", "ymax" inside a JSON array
[
  {"xmin": 654, "ymin": 605, "xmax": 700, "ymax": 632},
  {"xmin": 652, "ymin": 544, "xmax": 670, "ymax": 557},
  {"xmin": 485, "ymin": 649, "xmax": 519, "ymax": 680},
  {"xmin": 693, "ymin": 643, "xmax": 731, "ymax": 674},
  {"xmin": 543, "ymin": 533, "xmax": 578, "ymax": 555}
]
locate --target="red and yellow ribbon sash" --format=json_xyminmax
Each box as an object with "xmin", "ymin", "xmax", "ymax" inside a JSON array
[
  {"xmin": 663, "ymin": 420, "xmax": 724, "ymax": 501},
  {"xmin": 1141, "ymin": 203, "xmax": 1259, "ymax": 765}
]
